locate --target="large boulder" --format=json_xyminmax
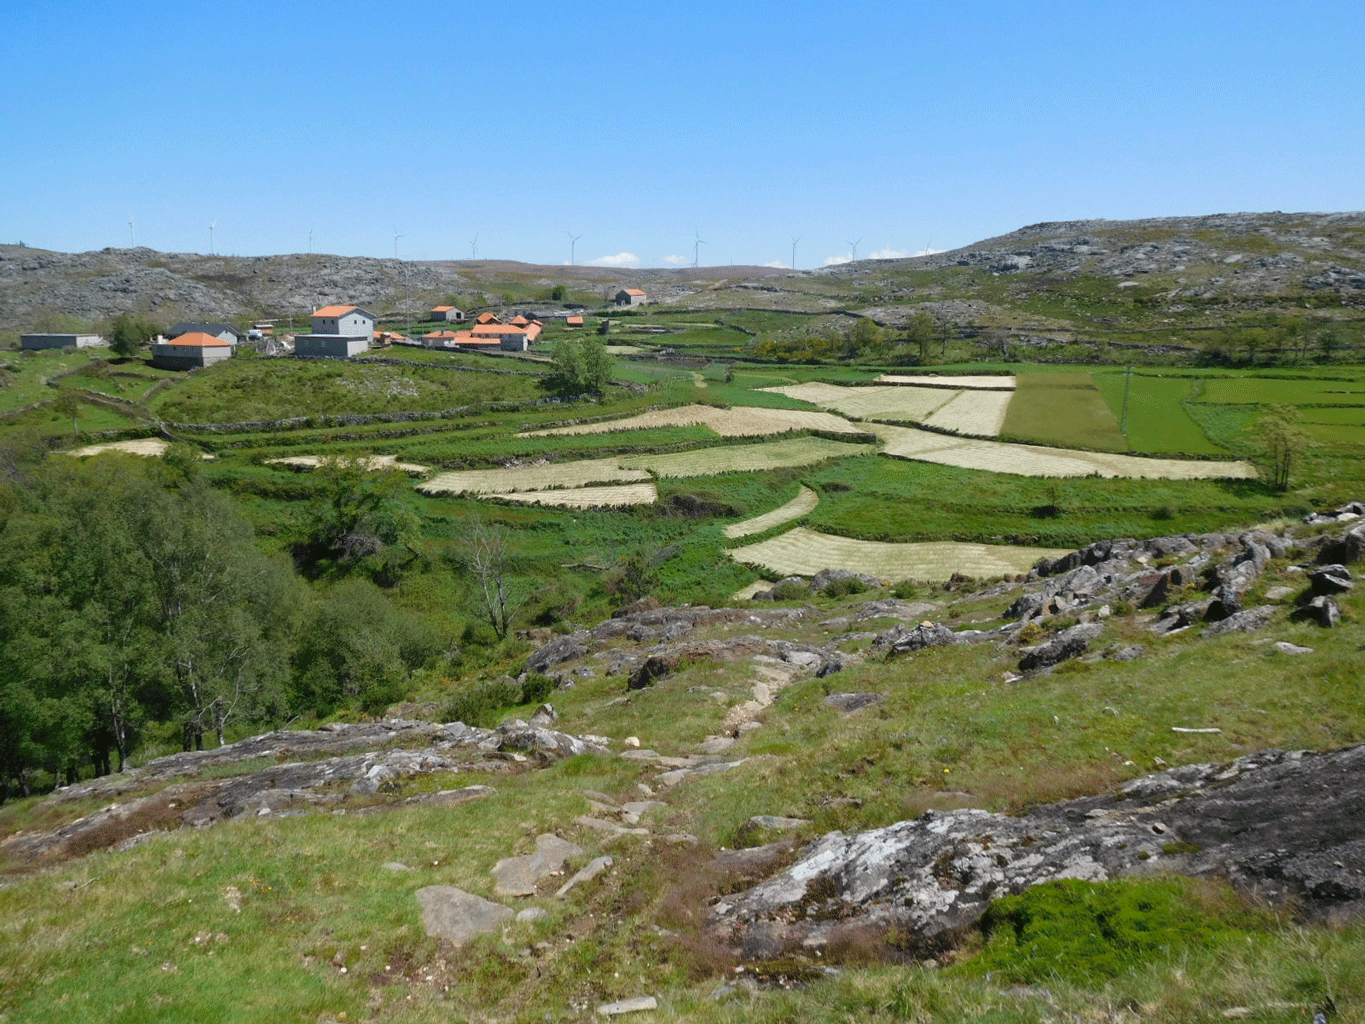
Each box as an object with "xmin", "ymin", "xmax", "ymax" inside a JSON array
[
  {"xmin": 1017, "ymin": 622, "xmax": 1102, "ymax": 672},
  {"xmin": 710, "ymin": 744, "xmax": 1365, "ymax": 959}
]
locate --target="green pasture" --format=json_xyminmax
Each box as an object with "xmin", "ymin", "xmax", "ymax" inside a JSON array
[
  {"xmin": 1000, "ymin": 371, "xmax": 1127, "ymax": 451},
  {"xmin": 1092, "ymin": 371, "xmax": 1227, "ymax": 454},
  {"xmin": 1198, "ymin": 373, "xmax": 1365, "ymax": 406}
]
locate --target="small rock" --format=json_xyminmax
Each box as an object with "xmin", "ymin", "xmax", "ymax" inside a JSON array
[
  {"xmin": 1295, "ymin": 595, "xmax": 1341, "ymax": 628},
  {"xmin": 381, "ymin": 862, "xmax": 414, "ymax": 872},
  {"xmin": 1272, "ymin": 641, "xmax": 1314, "ymax": 655},
  {"xmin": 1109, "ymin": 645, "xmax": 1145, "ymax": 662},
  {"xmin": 597, "ymin": 995, "xmax": 658, "ymax": 1016},
  {"xmin": 556, "ymin": 855, "xmax": 614, "ymax": 898},
  {"xmin": 823, "ymin": 692, "xmax": 886, "ymax": 713},
  {"xmin": 516, "ymin": 907, "xmax": 551, "ymax": 923},
  {"xmin": 1200, "ymin": 605, "xmax": 1276, "ymax": 638},
  {"xmin": 747, "ymin": 815, "xmax": 810, "ymax": 831},
  {"xmin": 1265, "ymin": 585, "xmax": 1296, "ymax": 601},
  {"xmin": 622, "ymin": 736, "xmax": 641, "ymax": 748}
]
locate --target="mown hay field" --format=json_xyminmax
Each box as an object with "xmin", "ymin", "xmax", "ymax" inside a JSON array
[
  {"xmin": 66, "ymin": 438, "xmax": 173, "ymax": 458},
  {"xmin": 871, "ymin": 424, "xmax": 1257, "ymax": 479},
  {"xmin": 923, "ymin": 389, "xmax": 1013, "ymax": 436},
  {"xmin": 484, "ymin": 482, "xmax": 658, "ymax": 507},
  {"xmin": 761, "ymin": 382, "xmax": 958, "ymax": 421},
  {"xmin": 723, "ymin": 485, "xmax": 820, "ymax": 538},
  {"xmin": 621, "ymin": 436, "xmax": 872, "ymax": 479},
  {"xmin": 419, "ymin": 457, "xmax": 651, "ymax": 495},
  {"xmin": 1001, "ymin": 372, "xmax": 1128, "ymax": 451},
  {"xmin": 876, "ymin": 374, "xmax": 1017, "ymax": 389},
  {"xmin": 729, "ymin": 526, "xmax": 1069, "ymax": 579},
  {"xmin": 266, "ymin": 454, "xmax": 431, "ymax": 474},
  {"xmin": 519, "ymin": 403, "xmax": 861, "ymax": 438}
]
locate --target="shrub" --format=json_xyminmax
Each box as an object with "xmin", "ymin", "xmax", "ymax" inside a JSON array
[
  {"xmin": 822, "ymin": 576, "xmax": 869, "ymax": 598},
  {"xmin": 770, "ymin": 579, "xmax": 810, "ymax": 601},
  {"xmin": 439, "ymin": 678, "xmax": 521, "ymax": 728}
]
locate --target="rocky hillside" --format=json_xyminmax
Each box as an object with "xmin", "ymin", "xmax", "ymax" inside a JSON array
[{"xmin": 4, "ymin": 211, "xmax": 1363, "ymax": 335}]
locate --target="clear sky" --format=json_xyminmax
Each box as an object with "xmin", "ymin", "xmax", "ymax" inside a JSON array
[{"xmin": 2, "ymin": 1, "xmax": 1361, "ymax": 269}]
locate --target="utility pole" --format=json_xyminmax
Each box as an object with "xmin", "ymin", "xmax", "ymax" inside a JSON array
[{"xmin": 1120, "ymin": 365, "xmax": 1133, "ymax": 445}]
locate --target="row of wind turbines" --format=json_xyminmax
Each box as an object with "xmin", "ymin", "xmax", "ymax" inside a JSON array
[{"xmin": 125, "ymin": 219, "xmax": 886, "ymax": 269}]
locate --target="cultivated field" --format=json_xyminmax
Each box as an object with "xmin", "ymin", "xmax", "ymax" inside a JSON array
[
  {"xmin": 483, "ymin": 482, "xmax": 658, "ymax": 508},
  {"xmin": 621, "ymin": 436, "xmax": 873, "ymax": 478},
  {"xmin": 876, "ymin": 374, "xmax": 1017, "ymax": 389},
  {"xmin": 1001, "ymin": 372, "xmax": 1127, "ymax": 450},
  {"xmin": 871, "ymin": 424, "xmax": 1258, "ymax": 479},
  {"xmin": 762, "ymin": 382, "xmax": 958, "ymax": 421},
  {"xmin": 66, "ymin": 438, "xmax": 173, "ymax": 458},
  {"xmin": 922, "ymin": 389, "xmax": 1013, "ymax": 436},
  {"xmin": 521, "ymin": 403, "xmax": 862, "ymax": 438},
  {"xmin": 729, "ymin": 526, "xmax": 1070, "ymax": 579},
  {"xmin": 266, "ymin": 454, "xmax": 431, "ymax": 474},
  {"xmin": 419, "ymin": 457, "xmax": 651, "ymax": 495},
  {"xmin": 723, "ymin": 485, "xmax": 820, "ymax": 538}
]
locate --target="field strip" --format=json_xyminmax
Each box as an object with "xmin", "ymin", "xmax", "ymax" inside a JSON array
[
  {"xmin": 66, "ymin": 438, "xmax": 212, "ymax": 459},
  {"xmin": 266, "ymin": 454, "xmax": 430, "ymax": 474},
  {"xmin": 871, "ymin": 424, "xmax": 1258, "ymax": 479},
  {"xmin": 621, "ymin": 437, "xmax": 872, "ymax": 478},
  {"xmin": 483, "ymin": 483, "xmax": 658, "ymax": 508},
  {"xmin": 420, "ymin": 457, "xmax": 651, "ymax": 495},
  {"xmin": 724, "ymin": 485, "xmax": 820, "ymax": 538},
  {"xmin": 923, "ymin": 390, "xmax": 1013, "ymax": 437},
  {"xmin": 730, "ymin": 527, "xmax": 1070, "ymax": 580},
  {"xmin": 877, "ymin": 374, "xmax": 1017, "ymax": 390},
  {"xmin": 520, "ymin": 403, "xmax": 862, "ymax": 438},
  {"xmin": 760, "ymin": 382, "xmax": 958, "ymax": 421}
]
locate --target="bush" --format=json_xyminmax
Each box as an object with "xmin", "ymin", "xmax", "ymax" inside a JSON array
[
  {"xmin": 770, "ymin": 579, "xmax": 810, "ymax": 601},
  {"xmin": 822, "ymin": 576, "xmax": 868, "ymax": 598},
  {"xmin": 440, "ymin": 678, "xmax": 521, "ymax": 728}
]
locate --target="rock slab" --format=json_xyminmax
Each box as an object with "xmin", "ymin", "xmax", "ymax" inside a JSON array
[{"xmin": 416, "ymin": 886, "xmax": 513, "ymax": 946}]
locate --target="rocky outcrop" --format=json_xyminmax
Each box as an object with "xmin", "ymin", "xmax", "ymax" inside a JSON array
[
  {"xmin": 710, "ymin": 743, "xmax": 1365, "ymax": 959},
  {"xmin": 1017, "ymin": 622, "xmax": 1102, "ymax": 671}
]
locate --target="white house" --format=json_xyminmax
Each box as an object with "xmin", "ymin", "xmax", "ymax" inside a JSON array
[{"xmin": 294, "ymin": 304, "xmax": 375, "ymax": 358}]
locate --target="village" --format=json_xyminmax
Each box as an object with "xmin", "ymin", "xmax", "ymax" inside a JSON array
[{"xmin": 16, "ymin": 286, "xmax": 648, "ymax": 369}]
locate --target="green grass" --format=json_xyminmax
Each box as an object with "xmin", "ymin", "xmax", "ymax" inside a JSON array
[
  {"xmin": 1001, "ymin": 371, "xmax": 1128, "ymax": 450},
  {"xmin": 1093, "ymin": 371, "xmax": 1228, "ymax": 454}
]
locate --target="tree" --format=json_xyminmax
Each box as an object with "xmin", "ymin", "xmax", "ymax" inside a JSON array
[
  {"xmin": 577, "ymin": 335, "xmax": 614, "ymax": 391},
  {"xmin": 1251, "ymin": 405, "xmax": 1309, "ymax": 492},
  {"xmin": 846, "ymin": 317, "xmax": 883, "ymax": 355},
  {"xmin": 552, "ymin": 337, "xmax": 582, "ymax": 390},
  {"xmin": 903, "ymin": 311, "xmax": 938, "ymax": 363},
  {"xmin": 296, "ymin": 458, "xmax": 418, "ymax": 582},
  {"xmin": 108, "ymin": 313, "xmax": 159, "ymax": 359},
  {"xmin": 459, "ymin": 515, "xmax": 523, "ymax": 640}
]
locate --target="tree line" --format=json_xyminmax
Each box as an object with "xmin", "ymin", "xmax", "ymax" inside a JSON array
[{"xmin": 0, "ymin": 450, "xmax": 438, "ymax": 801}]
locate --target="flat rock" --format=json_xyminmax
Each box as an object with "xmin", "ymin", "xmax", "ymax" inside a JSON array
[
  {"xmin": 823, "ymin": 692, "xmax": 886, "ymax": 713},
  {"xmin": 597, "ymin": 995, "xmax": 658, "ymax": 1016},
  {"xmin": 747, "ymin": 815, "xmax": 810, "ymax": 831},
  {"xmin": 492, "ymin": 834, "xmax": 585, "ymax": 896},
  {"xmin": 1018, "ymin": 622, "xmax": 1102, "ymax": 671},
  {"xmin": 1200, "ymin": 605, "xmax": 1276, "ymax": 638},
  {"xmin": 1273, "ymin": 641, "xmax": 1314, "ymax": 655},
  {"xmin": 556, "ymin": 855, "xmax": 614, "ymax": 897},
  {"xmin": 416, "ymin": 886, "xmax": 513, "ymax": 946}
]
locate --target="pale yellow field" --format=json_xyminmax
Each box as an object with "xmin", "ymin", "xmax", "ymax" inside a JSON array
[
  {"xmin": 419, "ymin": 457, "xmax": 651, "ymax": 495},
  {"xmin": 760, "ymin": 382, "xmax": 957, "ymax": 421},
  {"xmin": 922, "ymin": 390, "xmax": 1013, "ymax": 436},
  {"xmin": 66, "ymin": 438, "xmax": 213, "ymax": 459},
  {"xmin": 521, "ymin": 403, "xmax": 862, "ymax": 438},
  {"xmin": 729, "ymin": 527, "xmax": 1069, "ymax": 580},
  {"xmin": 621, "ymin": 437, "xmax": 872, "ymax": 479},
  {"xmin": 483, "ymin": 483, "xmax": 658, "ymax": 508},
  {"xmin": 876, "ymin": 374, "xmax": 1017, "ymax": 389},
  {"xmin": 871, "ymin": 424, "xmax": 1258, "ymax": 480},
  {"xmin": 723, "ymin": 485, "xmax": 820, "ymax": 538},
  {"xmin": 266, "ymin": 454, "xmax": 430, "ymax": 474}
]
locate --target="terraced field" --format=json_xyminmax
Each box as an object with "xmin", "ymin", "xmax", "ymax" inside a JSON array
[
  {"xmin": 729, "ymin": 526, "xmax": 1069, "ymax": 579},
  {"xmin": 483, "ymin": 482, "xmax": 658, "ymax": 507},
  {"xmin": 723, "ymin": 485, "xmax": 820, "ymax": 538},
  {"xmin": 876, "ymin": 374, "xmax": 1017, "ymax": 389},
  {"xmin": 922, "ymin": 389, "xmax": 1013, "ymax": 436},
  {"xmin": 520, "ymin": 403, "xmax": 861, "ymax": 438},
  {"xmin": 871, "ymin": 424, "xmax": 1257, "ymax": 479},
  {"xmin": 420, "ymin": 457, "xmax": 651, "ymax": 495},
  {"xmin": 621, "ymin": 436, "xmax": 873, "ymax": 478},
  {"xmin": 761, "ymin": 382, "xmax": 958, "ymax": 421}
]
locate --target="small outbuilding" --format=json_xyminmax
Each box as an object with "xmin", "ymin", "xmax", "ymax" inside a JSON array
[
  {"xmin": 614, "ymin": 288, "xmax": 646, "ymax": 307},
  {"xmin": 151, "ymin": 332, "xmax": 234, "ymax": 369},
  {"xmin": 21, "ymin": 333, "xmax": 106, "ymax": 351},
  {"xmin": 429, "ymin": 306, "xmax": 465, "ymax": 322}
]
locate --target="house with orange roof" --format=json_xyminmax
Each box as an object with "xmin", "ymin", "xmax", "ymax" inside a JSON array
[
  {"xmin": 421, "ymin": 330, "xmax": 503, "ymax": 352},
  {"xmin": 295, "ymin": 304, "xmax": 375, "ymax": 358},
  {"xmin": 151, "ymin": 331, "xmax": 235, "ymax": 370},
  {"xmin": 429, "ymin": 305, "xmax": 465, "ymax": 323},
  {"xmin": 474, "ymin": 312, "xmax": 503, "ymax": 325},
  {"xmin": 565, "ymin": 315, "xmax": 584, "ymax": 328},
  {"xmin": 469, "ymin": 321, "xmax": 541, "ymax": 351},
  {"xmin": 614, "ymin": 288, "xmax": 646, "ymax": 307}
]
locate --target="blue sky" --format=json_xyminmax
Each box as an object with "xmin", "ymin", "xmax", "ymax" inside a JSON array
[{"xmin": 2, "ymin": 1, "xmax": 1361, "ymax": 268}]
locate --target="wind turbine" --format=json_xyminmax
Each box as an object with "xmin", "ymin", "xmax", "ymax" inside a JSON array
[
  {"xmin": 393, "ymin": 228, "xmax": 403, "ymax": 260},
  {"xmin": 470, "ymin": 234, "xmax": 478, "ymax": 259},
  {"xmin": 209, "ymin": 221, "xmax": 217, "ymax": 255},
  {"xmin": 309, "ymin": 227, "xmax": 314, "ymax": 253},
  {"xmin": 567, "ymin": 230, "xmax": 582, "ymax": 266},
  {"xmin": 693, "ymin": 228, "xmax": 705, "ymax": 268},
  {"xmin": 846, "ymin": 237, "xmax": 862, "ymax": 264},
  {"xmin": 790, "ymin": 235, "xmax": 800, "ymax": 271},
  {"xmin": 129, "ymin": 216, "xmax": 136, "ymax": 247}
]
